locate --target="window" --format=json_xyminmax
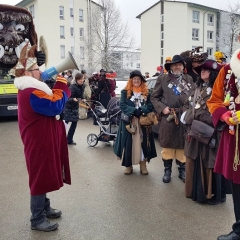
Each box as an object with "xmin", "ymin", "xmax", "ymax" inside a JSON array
[
  {"xmin": 80, "ymin": 47, "xmax": 84, "ymax": 59},
  {"xmin": 71, "ymin": 46, "xmax": 74, "ymax": 55},
  {"xmin": 60, "ymin": 45, "xmax": 65, "ymax": 59},
  {"xmin": 207, "ymin": 47, "xmax": 213, "ymax": 56},
  {"xmin": 192, "ymin": 11, "xmax": 199, "ymax": 23},
  {"xmin": 207, "ymin": 14, "xmax": 214, "ymax": 25},
  {"xmin": 60, "ymin": 26, "xmax": 65, "ymax": 38},
  {"xmin": 59, "ymin": 6, "xmax": 64, "ymax": 20},
  {"xmin": 70, "ymin": 27, "xmax": 74, "ymax": 37},
  {"xmin": 207, "ymin": 31, "xmax": 213, "ymax": 42},
  {"xmin": 161, "ymin": 48, "xmax": 164, "ymax": 55},
  {"xmin": 130, "ymin": 62, "xmax": 133, "ymax": 68},
  {"xmin": 161, "ymin": 14, "xmax": 164, "ymax": 23},
  {"xmin": 70, "ymin": 8, "xmax": 74, "ymax": 18},
  {"xmin": 79, "ymin": 28, "xmax": 84, "ymax": 41},
  {"xmin": 80, "ymin": 64, "xmax": 84, "ymax": 70},
  {"xmin": 192, "ymin": 28, "xmax": 199, "ymax": 40},
  {"xmin": 161, "ymin": 31, "xmax": 164, "ymax": 39},
  {"xmin": 79, "ymin": 9, "xmax": 83, "ymax": 22},
  {"xmin": 29, "ymin": 5, "xmax": 34, "ymax": 18},
  {"xmin": 136, "ymin": 63, "xmax": 140, "ymax": 69}
]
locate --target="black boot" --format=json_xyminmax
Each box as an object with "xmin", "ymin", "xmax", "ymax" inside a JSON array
[
  {"xmin": 162, "ymin": 159, "xmax": 172, "ymax": 183},
  {"xmin": 217, "ymin": 231, "xmax": 240, "ymax": 240},
  {"xmin": 177, "ymin": 160, "xmax": 185, "ymax": 183}
]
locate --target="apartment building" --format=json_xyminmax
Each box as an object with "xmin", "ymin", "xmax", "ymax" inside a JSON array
[
  {"xmin": 109, "ymin": 47, "xmax": 141, "ymax": 80},
  {"xmin": 137, "ymin": 0, "xmax": 221, "ymax": 76},
  {"xmin": 16, "ymin": 0, "xmax": 101, "ymax": 72}
]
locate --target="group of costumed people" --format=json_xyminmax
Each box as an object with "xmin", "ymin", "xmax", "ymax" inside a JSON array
[{"xmin": 2, "ymin": 3, "xmax": 240, "ymax": 239}]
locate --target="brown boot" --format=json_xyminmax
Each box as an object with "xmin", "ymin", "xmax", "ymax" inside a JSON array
[
  {"xmin": 124, "ymin": 166, "xmax": 133, "ymax": 175},
  {"xmin": 140, "ymin": 160, "xmax": 148, "ymax": 175}
]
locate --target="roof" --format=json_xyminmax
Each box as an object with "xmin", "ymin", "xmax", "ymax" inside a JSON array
[
  {"xmin": 136, "ymin": 0, "xmax": 220, "ymax": 19},
  {"xmin": 16, "ymin": 0, "xmax": 100, "ymax": 7}
]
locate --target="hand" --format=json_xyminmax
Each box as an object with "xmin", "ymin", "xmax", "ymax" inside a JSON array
[
  {"xmin": 36, "ymin": 51, "xmax": 45, "ymax": 66},
  {"xmin": 134, "ymin": 108, "xmax": 142, "ymax": 118},
  {"xmin": 73, "ymin": 98, "xmax": 78, "ymax": 102},
  {"xmin": 231, "ymin": 111, "xmax": 240, "ymax": 124},
  {"xmin": 162, "ymin": 106, "xmax": 170, "ymax": 115},
  {"xmin": 220, "ymin": 111, "xmax": 235, "ymax": 126}
]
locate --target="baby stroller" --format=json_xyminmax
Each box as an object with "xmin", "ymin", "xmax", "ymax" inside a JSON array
[{"xmin": 85, "ymin": 97, "xmax": 121, "ymax": 147}]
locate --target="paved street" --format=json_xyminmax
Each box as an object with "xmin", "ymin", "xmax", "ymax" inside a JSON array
[{"xmin": 0, "ymin": 117, "xmax": 234, "ymax": 240}]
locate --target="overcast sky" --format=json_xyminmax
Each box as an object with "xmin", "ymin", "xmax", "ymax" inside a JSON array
[{"xmin": 1, "ymin": 0, "xmax": 240, "ymax": 47}]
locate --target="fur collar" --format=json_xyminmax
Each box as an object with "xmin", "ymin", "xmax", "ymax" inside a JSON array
[{"xmin": 14, "ymin": 76, "xmax": 53, "ymax": 96}]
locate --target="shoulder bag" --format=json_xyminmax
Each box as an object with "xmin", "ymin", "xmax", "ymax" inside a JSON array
[
  {"xmin": 188, "ymin": 88, "xmax": 215, "ymax": 146},
  {"xmin": 139, "ymin": 112, "xmax": 158, "ymax": 126}
]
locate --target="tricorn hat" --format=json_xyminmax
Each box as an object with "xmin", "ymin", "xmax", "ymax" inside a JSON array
[
  {"xmin": 130, "ymin": 70, "xmax": 146, "ymax": 82},
  {"xmin": 194, "ymin": 59, "xmax": 223, "ymax": 75},
  {"xmin": 164, "ymin": 55, "xmax": 185, "ymax": 71}
]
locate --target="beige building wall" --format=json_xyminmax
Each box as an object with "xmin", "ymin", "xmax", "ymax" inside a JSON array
[
  {"xmin": 138, "ymin": 1, "xmax": 219, "ymax": 72},
  {"xmin": 140, "ymin": 2, "xmax": 161, "ymax": 77}
]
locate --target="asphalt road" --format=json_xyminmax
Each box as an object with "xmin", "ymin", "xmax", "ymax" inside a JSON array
[{"xmin": 0, "ymin": 116, "xmax": 234, "ymax": 240}]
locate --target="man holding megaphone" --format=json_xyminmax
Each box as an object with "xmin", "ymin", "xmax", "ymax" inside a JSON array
[{"xmin": 14, "ymin": 40, "xmax": 77, "ymax": 232}]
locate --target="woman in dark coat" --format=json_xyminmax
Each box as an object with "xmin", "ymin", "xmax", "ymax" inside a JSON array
[
  {"xmin": 114, "ymin": 70, "xmax": 157, "ymax": 175},
  {"xmin": 63, "ymin": 73, "xmax": 85, "ymax": 145},
  {"xmin": 182, "ymin": 59, "xmax": 226, "ymax": 204}
]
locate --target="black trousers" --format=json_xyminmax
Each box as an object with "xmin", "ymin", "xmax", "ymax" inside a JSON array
[
  {"xmin": 230, "ymin": 181, "xmax": 240, "ymax": 234},
  {"xmin": 67, "ymin": 121, "xmax": 77, "ymax": 143}
]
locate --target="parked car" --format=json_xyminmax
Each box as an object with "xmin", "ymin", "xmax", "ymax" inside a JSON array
[{"xmin": 146, "ymin": 76, "xmax": 160, "ymax": 135}]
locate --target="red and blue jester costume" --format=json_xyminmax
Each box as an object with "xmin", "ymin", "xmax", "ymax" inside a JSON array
[{"xmin": 14, "ymin": 75, "xmax": 71, "ymax": 195}]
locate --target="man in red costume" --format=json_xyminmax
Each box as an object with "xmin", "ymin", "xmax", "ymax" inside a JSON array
[
  {"xmin": 14, "ymin": 41, "xmax": 71, "ymax": 232},
  {"xmin": 207, "ymin": 49, "xmax": 240, "ymax": 240}
]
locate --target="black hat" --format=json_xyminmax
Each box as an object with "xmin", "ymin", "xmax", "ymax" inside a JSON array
[
  {"xmin": 100, "ymin": 68, "xmax": 106, "ymax": 72},
  {"xmin": 130, "ymin": 70, "xmax": 146, "ymax": 82},
  {"xmin": 81, "ymin": 69, "xmax": 86, "ymax": 74},
  {"xmin": 194, "ymin": 59, "xmax": 223, "ymax": 75},
  {"xmin": 164, "ymin": 55, "xmax": 185, "ymax": 71}
]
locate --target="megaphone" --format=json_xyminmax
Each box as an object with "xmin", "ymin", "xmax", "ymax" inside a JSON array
[{"xmin": 41, "ymin": 51, "xmax": 79, "ymax": 80}]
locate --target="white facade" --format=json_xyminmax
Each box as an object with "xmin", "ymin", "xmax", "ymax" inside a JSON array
[
  {"xmin": 137, "ymin": 0, "xmax": 220, "ymax": 75},
  {"xmin": 16, "ymin": 0, "xmax": 101, "ymax": 73}
]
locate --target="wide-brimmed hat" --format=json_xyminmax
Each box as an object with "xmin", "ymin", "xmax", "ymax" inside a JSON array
[
  {"xmin": 164, "ymin": 55, "xmax": 185, "ymax": 71},
  {"xmin": 194, "ymin": 59, "xmax": 223, "ymax": 75},
  {"xmin": 130, "ymin": 70, "xmax": 146, "ymax": 82}
]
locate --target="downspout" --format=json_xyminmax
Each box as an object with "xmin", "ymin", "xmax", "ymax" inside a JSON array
[{"xmin": 203, "ymin": 11, "xmax": 207, "ymax": 51}]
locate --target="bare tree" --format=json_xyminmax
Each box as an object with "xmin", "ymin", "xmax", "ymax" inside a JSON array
[
  {"xmin": 88, "ymin": 0, "xmax": 135, "ymax": 73},
  {"xmin": 218, "ymin": 1, "xmax": 240, "ymax": 58}
]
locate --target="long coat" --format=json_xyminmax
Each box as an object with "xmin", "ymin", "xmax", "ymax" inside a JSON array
[
  {"xmin": 114, "ymin": 90, "xmax": 157, "ymax": 163},
  {"xmin": 183, "ymin": 83, "xmax": 219, "ymax": 168},
  {"xmin": 151, "ymin": 73, "xmax": 194, "ymax": 149},
  {"xmin": 14, "ymin": 76, "xmax": 71, "ymax": 196},
  {"xmin": 63, "ymin": 82, "xmax": 85, "ymax": 122},
  {"xmin": 207, "ymin": 64, "xmax": 240, "ymax": 184}
]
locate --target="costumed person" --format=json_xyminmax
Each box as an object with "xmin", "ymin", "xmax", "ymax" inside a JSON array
[
  {"xmin": 145, "ymin": 72, "xmax": 150, "ymax": 78},
  {"xmin": 96, "ymin": 68, "xmax": 111, "ymax": 108},
  {"xmin": 114, "ymin": 70, "xmax": 157, "ymax": 175},
  {"xmin": 63, "ymin": 73, "xmax": 86, "ymax": 144},
  {"xmin": 207, "ymin": 49, "xmax": 240, "ymax": 240},
  {"xmin": 79, "ymin": 69, "xmax": 91, "ymax": 120},
  {"xmin": 0, "ymin": 4, "xmax": 45, "ymax": 117},
  {"xmin": 181, "ymin": 59, "xmax": 227, "ymax": 204},
  {"xmin": 163, "ymin": 56, "xmax": 172, "ymax": 73},
  {"xmin": 180, "ymin": 46, "xmax": 208, "ymax": 83},
  {"xmin": 14, "ymin": 41, "xmax": 71, "ymax": 232},
  {"xmin": 106, "ymin": 71, "xmax": 117, "ymax": 97},
  {"xmin": 151, "ymin": 55, "xmax": 194, "ymax": 183},
  {"xmin": 66, "ymin": 70, "xmax": 73, "ymax": 86},
  {"xmin": 214, "ymin": 51, "xmax": 227, "ymax": 65}
]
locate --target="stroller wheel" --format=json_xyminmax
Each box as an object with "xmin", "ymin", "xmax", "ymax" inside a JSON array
[{"xmin": 87, "ymin": 134, "xmax": 98, "ymax": 147}]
